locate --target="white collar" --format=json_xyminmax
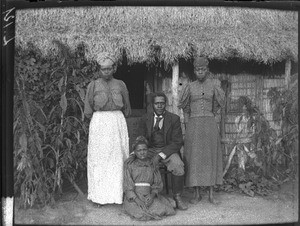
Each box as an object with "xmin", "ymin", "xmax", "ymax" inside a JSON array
[{"xmin": 154, "ymin": 112, "xmax": 165, "ymax": 118}]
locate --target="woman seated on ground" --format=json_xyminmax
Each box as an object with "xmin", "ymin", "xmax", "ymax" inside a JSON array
[{"xmin": 123, "ymin": 136, "xmax": 176, "ymax": 221}]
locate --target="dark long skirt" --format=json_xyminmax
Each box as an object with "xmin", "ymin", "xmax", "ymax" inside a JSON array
[
  {"xmin": 123, "ymin": 186, "xmax": 175, "ymax": 221},
  {"xmin": 184, "ymin": 116, "xmax": 223, "ymax": 187}
]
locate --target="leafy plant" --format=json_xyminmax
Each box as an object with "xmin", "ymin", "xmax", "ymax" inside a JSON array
[
  {"xmin": 221, "ymin": 88, "xmax": 297, "ymax": 197},
  {"xmin": 267, "ymin": 75, "xmax": 298, "ymax": 180},
  {"xmin": 220, "ymin": 167, "xmax": 278, "ymax": 197},
  {"xmin": 14, "ymin": 41, "xmax": 98, "ymax": 208}
]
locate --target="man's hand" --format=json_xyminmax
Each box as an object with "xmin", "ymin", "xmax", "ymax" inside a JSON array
[{"xmin": 152, "ymin": 154, "xmax": 162, "ymax": 166}]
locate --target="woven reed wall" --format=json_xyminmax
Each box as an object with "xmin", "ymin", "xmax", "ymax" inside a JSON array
[{"xmin": 226, "ymin": 74, "xmax": 285, "ymax": 140}]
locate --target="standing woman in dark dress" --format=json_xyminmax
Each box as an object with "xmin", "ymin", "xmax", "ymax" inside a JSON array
[
  {"xmin": 178, "ymin": 56, "xmax": 225, "ymax": 204},
  {"xmin": 84, "ymin": 53, "xmax": 131, "ymax": 206}
]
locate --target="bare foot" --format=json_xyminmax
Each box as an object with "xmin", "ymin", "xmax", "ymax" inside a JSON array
[
  {"xmin": 189, "ymin": 195, "xmax": 202, "ymax": 204},
  {"xmin": 92, "ymin": 202, "xmax": 103, "ymax": 208},
  {"xmin": 208, "ymin": 197, "xmax": 221, "ymax": 205}
]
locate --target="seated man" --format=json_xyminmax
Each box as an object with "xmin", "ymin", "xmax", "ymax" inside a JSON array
[{"xmin": 138, "ymin": 92, "xmax": 188, "ymax": 211}]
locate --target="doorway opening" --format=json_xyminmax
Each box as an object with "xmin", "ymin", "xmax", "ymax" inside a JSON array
[{"xmin": 115, "ymin": 63, "xmax": 146, "ymax": 117}]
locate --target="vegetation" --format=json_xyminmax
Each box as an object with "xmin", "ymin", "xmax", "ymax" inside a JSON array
[
  {"xmin": 267, "ymin": 74, "xmax": 298, "ymax": 180},
  {"xmin": 220, "ymin": 83, "xmax": 298, "ymax": 197},
  {"xmin": 13, "ymin": 41, "xmax": 98, "ymax": 208}
]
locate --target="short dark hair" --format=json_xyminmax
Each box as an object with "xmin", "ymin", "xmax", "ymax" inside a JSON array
[{"xmin": 151, "ymin": 92, "xmax": 168, "ymax": 104}]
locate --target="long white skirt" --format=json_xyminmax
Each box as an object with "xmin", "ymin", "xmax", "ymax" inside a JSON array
[{"xmin": 87, "ymin": 111, "xmax": 129, "ymax": 204}]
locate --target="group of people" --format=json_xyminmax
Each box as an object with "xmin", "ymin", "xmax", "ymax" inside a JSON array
[{"xmin": 83, "ymin": 54, "xmax": 225, "ymax": 221}]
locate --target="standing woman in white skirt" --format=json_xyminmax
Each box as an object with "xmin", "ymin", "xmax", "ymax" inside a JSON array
[{"xmin": 84, "ymin": 54, "xmax": 131, "ymax": 206}]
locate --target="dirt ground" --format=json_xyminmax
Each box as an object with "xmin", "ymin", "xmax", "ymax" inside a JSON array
[{"xmin": 14, "ymin": 179, "xmax": 298, "ymax": 225}]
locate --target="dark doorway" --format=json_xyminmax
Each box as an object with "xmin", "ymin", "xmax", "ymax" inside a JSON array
[
  {"xmin": 115, "ymin": 63, "xmax": 146, "ymax": 112},
  {"xmin": 115, "ymin": 63, "xmax": 147, "ymax": 151}
]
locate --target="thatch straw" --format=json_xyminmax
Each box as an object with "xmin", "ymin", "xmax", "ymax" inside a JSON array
[{"xmin": 15, "ymin": 7, "xmax": 298, "ymax": 65}]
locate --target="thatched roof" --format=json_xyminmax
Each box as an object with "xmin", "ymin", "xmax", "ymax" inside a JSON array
[{"xmin": 15, "ymin": 6, "xmax": 298, "ymax": 65}]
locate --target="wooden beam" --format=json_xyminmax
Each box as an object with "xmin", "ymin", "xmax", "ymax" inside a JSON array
[
  {"xmin": 220, "ymin": 78, "xmax": 229, "ymax": 156},
  {"xmin": 172, "ymin": 62, "xmax": 180, "ymax": 116},
  {"xmin": 220, "ymin": 80, "xmax": 227, "ymax": 138},
  {"xmin": 285, "ymin": 59, "xmax": 292, "ymax": 89}
]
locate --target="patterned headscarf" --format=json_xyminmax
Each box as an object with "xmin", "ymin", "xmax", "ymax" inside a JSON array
[
  {"xmin": 193, "ymin": 56, "xmax": 209, "ymax": 67},
  {"xmin": 96, "ymin": 52, "xmax": 117, "ymax": 66},
  {"xmin": 132, "ymin": 136, "xmax": 149, "ymax": 152}
]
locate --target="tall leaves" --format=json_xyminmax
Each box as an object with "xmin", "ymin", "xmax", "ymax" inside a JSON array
[
  {"xmin": 14, "ymin": 41, "xmax": 95, "ymax": 208},
  {"xmin": 222, "ymin": 92, "xmax": 298, "ymax": 197},
  {"xmin": 267, "ymin": 76, "xmax": 298, "ymax": 180}
]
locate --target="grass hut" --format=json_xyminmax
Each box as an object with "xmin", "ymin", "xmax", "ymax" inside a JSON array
[{"xmin": 15, "ymin": 6, "xmax": 298, "ymax": 149}]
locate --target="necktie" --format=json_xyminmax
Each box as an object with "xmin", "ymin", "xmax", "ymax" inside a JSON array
[{"xmin": 154, "ymin": 117, "xmax": 163, "ymax": 131}]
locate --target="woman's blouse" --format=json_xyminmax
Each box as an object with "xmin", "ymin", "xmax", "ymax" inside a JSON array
[
  {"xmin": 178, "ymin": 78, "xmax": 225, "ymax": 118},
  {"xmin": 123, "ymin": 157, "xmax": 163, "ymax": 201},
  {"xmin": 84, "ymin": 78, "xmax": 131, "ymax": 118}
]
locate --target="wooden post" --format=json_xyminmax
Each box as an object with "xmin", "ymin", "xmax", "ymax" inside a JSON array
[
  {"xmin": 220, "ymin": 76, "xmax": 229, "ymax": 156},
  {"xmin": 172, "ymin": 62, "xmax": 180, "ymax": 116},
  {"xmin": 285, "ymin": 59, "xmax": 292, "ymax": 89},
  {"xmin": 220, "ymin": 86, "xmax": 226, "ymax": 138}
]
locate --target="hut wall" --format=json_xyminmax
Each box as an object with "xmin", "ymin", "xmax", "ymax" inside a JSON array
[
  {"xmin": 225, "ymin": 74, "xmax": 257, "ymax": 141},
  {"xmin": 224, "ymin": 74, "xmax": 285, "ymax": 158},
  {"xmin": 262, "ymin": 78, "xmax": 285, "ymax": 133},
  {"xmin": 226, "ymin": 74, "xmax": 285, "ymax": 138}
]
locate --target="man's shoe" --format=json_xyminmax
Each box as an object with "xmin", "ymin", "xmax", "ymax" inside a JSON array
[{"xmin": 174, "ymin": 193, "xmax": 188, "ymax": 210}]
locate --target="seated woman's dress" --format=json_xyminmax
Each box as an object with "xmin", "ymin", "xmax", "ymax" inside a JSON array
[{"xmin": 123, "ymin": 157, "xmax": 175, "ymax": 221}]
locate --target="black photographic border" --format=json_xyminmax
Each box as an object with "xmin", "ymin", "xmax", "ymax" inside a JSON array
[{"xmin": 2, "ymin": 1, "xmax": 299, "ymax": 226}]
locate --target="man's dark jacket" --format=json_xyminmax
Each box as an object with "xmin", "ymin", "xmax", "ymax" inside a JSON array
[{"xmin": 138, "ymin": 110, "xmax": 183, "ymax": 158}]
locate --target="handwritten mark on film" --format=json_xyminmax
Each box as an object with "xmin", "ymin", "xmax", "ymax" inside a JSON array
[{"xmin": 3, "ymin": 7, "xmax": 15, "ymax": 46}]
